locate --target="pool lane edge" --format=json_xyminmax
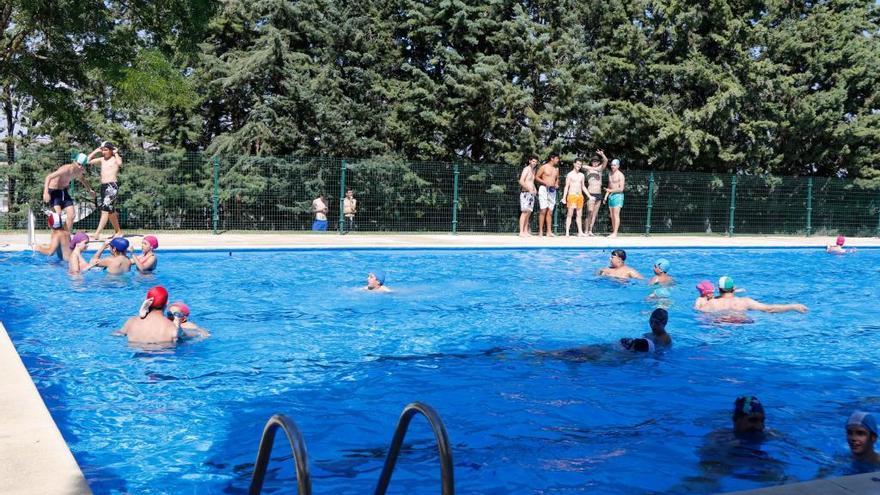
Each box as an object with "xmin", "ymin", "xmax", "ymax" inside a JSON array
[
  {"xmin": 726, "ymin": 471, "xmax": 880, "ymax": 494},
  {"xmin": 0, "ymin": 322, "xmax": 92, "ymax": 495}
]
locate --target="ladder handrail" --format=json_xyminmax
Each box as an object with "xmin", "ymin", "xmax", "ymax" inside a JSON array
[
  {"xmin": 374, "ymin": 401, "xmax": 454, "ymax": 495},
  {"xmin": 248, "ymin": 414, "xmax": 312, "ymax": 495}
]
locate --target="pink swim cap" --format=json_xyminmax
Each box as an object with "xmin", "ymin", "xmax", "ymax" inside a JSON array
[
  {"xmin": 69, "ymin": 231, "xmax": 89, "ymax": 249},
  {"xmin": 143, "ymin": 235, "xmax": 159, "ymax": 249},
  {"xmin": 169, "ymin": 301, "xmax": 190, "ymax": 316},
  {"xmin": 696, "ymin": 280, "xmax": 715, "ymax": 297},
  {"xmin": 836, "ymin": 235, "xmax": 845, "ymax": 246}
]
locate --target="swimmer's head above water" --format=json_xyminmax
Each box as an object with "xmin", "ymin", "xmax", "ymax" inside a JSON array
[
  {"xmin": 836, "ymin": 235, "xmax": 846, "ymax": 246},
  {"xmin": 142, "ymin": 235, "xmax": 158, "ymax": 252},
  {"xmin": 610, "ymin": 249, "xmax": 626, "ymax": 267},
  {"xmin": 367, "ymin": 270, "xmax": 386, "ymax": 290},
  {"xmin": 696, "ymin": 280, "xmax": 715, "ymax": 297},
  {"xmin": 653, "ymin": 258, "xmax": 670, "ymax": 274},
  {"xmin": 167, "ymin": 301, "xmax": 190, "ymax": 322},
  {"xmin": 69, "ymin": 231, "xmax": 89, "ymax": 250},
  {"xmin": 733, "ymin": 395, "xmax": 766, "ymax": 436},
  {"xmin": 109, "ymin": 237, "xmax": 129, "ymax": 254},
  {"xmin": 139, "ymin": 285, "xmax": 169, "ymax": 318},
  {"xmin": 619, "ymin": 337, "xmax": 655, "ymax": 353},
  {"xmin": 718, "ymin": 276, "xmax": 736, "ymax": 294},
  {"xmin": 649, "ymin": 308, "xmax": 668, "ymax": 333}
]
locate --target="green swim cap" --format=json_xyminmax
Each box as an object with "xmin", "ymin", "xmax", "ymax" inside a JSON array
[{"xmin": 718, "ymin": 276, "xmax": 735, "ymax": 292}]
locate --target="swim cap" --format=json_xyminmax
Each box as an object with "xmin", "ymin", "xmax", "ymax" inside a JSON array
[
  {"xmin": 696, "ymin": 280, "xmax": 715, "ymax": 297},
  {"xmin": 611, "ymin": 249, "xmax": 627, "ymax": 261},
  {"xmin": 371, "ymin": 270, "xmax": 386, "ymax": 285},
  {"xmin": 46, "ymin": 212, "xmax": 63, "ymax": 229},
  {"xmin": 847, "ymin": 411, "xmax": 878, "ymax": 435},
  {"xmin": 733, "ymin": 396, "xmax": 765, "ymax": 421},
  {"xmin": 650, "ymin": 308, "xmax": 669, "ymax": 330},
  {"xmin": 718, "ymin": 276, "xmax": 735, "ymax": 292},
  {"xmin": 169, "ymin": 301, "xmax": 190, "ymax": 316},
  {"xmin": 655, "ymin": 258, "xmax": 670, "ymax": 273},
  {"xmin": 75, "ymin": 152, "xmax": 88, "ymax": 165},
  {"xmin": 146, "ymin": 286, "xmax": 168, "ymax": 309},
  {"xmin": 143, "ymin": 235, "xmax": 159, "ymax": 250},
  {"xmin": 611, "ymin": 159, "xmax": 621, "ymax": 167},
  {"xmin": 69, "ymin": 231, "xmax": 89, "ymax": 249},
  {"xmin": 109, "ymin": 237, "xmax": 129, "ymax": 253},
  {"xmin": 836, "ymin": 235, "xmax": 845, "ymax": 246},
  {"xmin": 620, "ymin": 337, "xmax": 655, "ymax": 352}
]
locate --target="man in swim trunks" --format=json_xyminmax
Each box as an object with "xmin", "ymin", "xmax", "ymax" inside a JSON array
[
  {"xmin": 693, "ymin": 280, "xmax": 715, "ymax": 310},
  {"xmin": 118, "ymin": 286, "xmax": 183, "ymax": 344},
  {"xmin": 534, "ymin": 153, "xmax": 560, "ymax": 237},
  {"xmin": 583, "ymin": 150, "xmax": 607, "ymax": 236},
  {"xmin": 603, "ymin": 158, "xmax": 625, "ymax": 238},
  {"xmin": 598, "ymin": 249, "xmax": 643, "ymax": 279},
  {"xmin": 648, "ymin": 258, "xmax": 673, "ymax": 286},
  {"xmin": 343, "ymin": 189, "xmax": 357, "ymax": 232},
  {"xmin": 562, "ymin": 159, "xmax": 589, "ymax": 237},
  {"xmin": 518, "ymin": 155, "xmax": 539, "ymax": 237},
  {"xmin": 846, "ymin": 411, "xmax": 880, "ymax": 468},
  {"xmin": 88, "ymin": 142, "xmax": 123, "ymax": 240},
  {"xmin": 34, "ymin": 212, "xmax": 72, "ymax": 261},
  {"xmin": 133, "ymin": 235, "xmax": 158, "ymax": 273},
  {"xmin": 365, "ymin": 270, "xmax": 391, "ymax": 292},
  {"xmin": 312, "ymin": 194, "xmax": 328, "ymax": 231},
  {"xmin": 42, "ymin": 153, "xmax": 96, "ymax": 232},
  {"xmin": 167, "ymin": 301, "xmax": 211, "ymax": 338},
  {"xmin": 89, "ymin": 237, "xmax": 133, "ymax": 274},
  {"xmin": 696, "ymin": 276, "xmax": 808, "ymax": 314}
]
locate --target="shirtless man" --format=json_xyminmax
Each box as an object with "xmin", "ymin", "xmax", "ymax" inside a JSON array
[
  {"xmin": 562, "ymin": 159, "xmax": 589, "ymax": 237},
  {"xmin": 88, "ymin": 142, "xmax": 123, "ymax": 239},
  {"xmin": 604, "ymin": 158, "xmax": 625, "ymax": 238},
  {"xmin": 534, "ymin": 153, "xmax": 560, "ymax": 237},
  {"xmin": 89, "ymin": 237, "xmax": 132, "ymax": 274},
  {"xmin": 34, "ymin": 213, "xmax": 72, "ymax": 261},
  {"xmin": 697, "ymin": 276, "xmax": 808, "ymax": 314},
  {"xmin": 583, "ymin": 150, "xmax": 608, "ymax": 236},
  {"xmin": 117, "ymin": 286, "xmax": 182, "ymax": 344},
  {"xmin": 133, "ymin": 235, "xmax": 158, "ymax": 273},
  {"xmin": 343, "ymin": 189, "xmax": 357, "ymax": 232},
  {"xmin": 312, "ymin": 194, "xmax": 328, "ymax": 231},
  {"xmin": 517, "ymin": 155, "xmax": 539, "ymax": 237},
  {"xmin": 42, "ymin": 153, "xmax": 95, "ymax": 232},
  {"xmin": 598, "ymin": 249, "xmax": 643, "ymax": 279}
]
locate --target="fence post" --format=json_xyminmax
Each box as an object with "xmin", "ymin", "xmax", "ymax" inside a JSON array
[
  {"xmin": 728, "ymin": 174, "xmax": 737, "ymax": 237},
  {"xmin": 338, "ymin": 160, "xmax": 347, "ymax": 234},
  {"xmin": 805, "ymin": 177, "xmax": 813, "ymax": 237},
  {"xmin": 452, "ymin": 163, "xmax": 459, "ymax": 235},
  {"xmin": 645, "ymin": 172, "xmax": 655, "ymax": 236},
  {"xmin": 212, "ymin": 156, "xmax": 219, "ymax": 235}
]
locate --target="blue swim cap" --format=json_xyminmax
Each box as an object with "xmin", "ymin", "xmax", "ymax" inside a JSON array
[
  {"xmin": 655, "ymin": 258, "xmax": 670, "ymax": 273},
  {"xmin": 109, "ymin": 237, "xmax": 129, "ymax": 253},
  {"xmin": 371, "ymin": 270, "xmax": 385, "ymax": 286},
  {"xmin": 847, "ymin": 411, "xmax": 878, "ymax": 435}
]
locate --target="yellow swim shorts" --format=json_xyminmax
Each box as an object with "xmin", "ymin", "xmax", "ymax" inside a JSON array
[{"xmin": 566, "ymin": 194, "xmax": 584, "ymax": 209}]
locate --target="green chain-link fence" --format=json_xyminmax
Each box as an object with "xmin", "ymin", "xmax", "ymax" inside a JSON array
[{"xmin": 1, "ymin": 151, "xmax": 878, "ymax": 236}]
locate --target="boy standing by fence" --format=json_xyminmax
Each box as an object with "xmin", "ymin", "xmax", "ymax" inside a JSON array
[
  {"xmin": 517, "ymin": 155, "xmax": 539, "ymax": 237},
  {"xmin": 88, "ymin": 142, "xmax": 123, "ymax": 240}
]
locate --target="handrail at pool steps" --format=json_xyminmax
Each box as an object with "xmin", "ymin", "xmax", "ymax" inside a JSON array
[{"xmin": 248, "ymin": 402, "xmax": 454, "ymax": 494}]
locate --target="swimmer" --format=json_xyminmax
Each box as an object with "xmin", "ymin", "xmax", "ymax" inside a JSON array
[
  {"xmin": 89, "ymin": 237, "xmax": 132, "ymax": 274},
  {"xmin": 643, "ymin": 308, "xmax": 671, "ymax": 347},
  {"xmin": 133, "ymin": 235, "xmax": 158, "ymax": 273},
  {"xmin": 167, "ymin": 301, "xmax": 210, "ymax": 338},
  {"xmin": 696, "ymin": 276, "xmax": 807, "ymax": 314},
  {"xmin": 846, "ymin": 411, "xmax": 880, "ymax": 468},
  {"xmin": 598, "ymin": 249, "xmax": 643, "ymax": 279},
  {"xmin": 648, "ymin": 258, "xmax": 673, "ymax": 286},
  {"xmin": 68, "ymin": 231, "xmax": 91, "ymax": 274},
  {"xmin": 618, "ymin": 337, "xmax": 655, "ymax": 353},
  {"xmin": 732, "ymin": 396, "xmax": 766, "ymax": 441},
  {"xmin": 365, "ymin": 270, "xmax": 391, "ymax": 292},
  {"xmin": 117, "ymin": 286, "xmax": 182, "ymax": 344},
  {"xmin": 827, "ymin": 235, "xmax": 856, "ymax": 254},
  {"xmin": 34, "ymin": 213, "xmax": 72, "ymax": 261},
  {"xmin": 693, "ymin": 280, "xmax": 715, "ymax": 310}
]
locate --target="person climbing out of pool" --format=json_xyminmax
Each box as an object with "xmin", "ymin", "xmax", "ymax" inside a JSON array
[
  {"xmin": 364, "ymin": 270, "xmax": 391, "ymax": 292},
  {"xmin": 693, "ymin": 280, "xmax": 715, "ymax": 310},
  {"xmin": 827, "ymin": 235, "xmax": 856, "ymax": 254},
  {"xmin": 696, "ymin": 276, "xmax": 807, "ymax": 314},
  {"xmin": 34, "ymin": 212, "xmax": 73, "ymax": 261},
  {"xmin": 117, "ymin": 286, "xmax": 182, "ymax": 344},
  {"xmin": 67, "ymin": 231, "xmax": 91, "ymax": 274},
  {"xmin": 648, "ymin": 258, "xmax": 673, "ymax": 286},
  {"xmin": 166, "ymin": 301, "xmax": 210, "ymax": 338},
  {"xmin": 132, "ymin": 235, "xmax": 158, "ymax": 273},
  {"xmin": 598, "ymin": 249, "xmax": 643, "ymax": 279},
  {"xmin": 643, "ymin": 308, "xmax": 671, "ymax": 347},
  {"xmin": 89, "ymin": 237, "xmax": 132, "ymax": 274},
  {"xmin": 846, "ymin": 411, "xmax": 880, "ymax": 470},
  {"xmin": 42, "ymin": 153, "xmax": 96, "ymax": 232}
]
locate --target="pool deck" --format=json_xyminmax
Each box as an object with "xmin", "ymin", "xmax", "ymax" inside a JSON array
[{"xmin": 1, "ymin": 231, "xmax": 878, "ymax": 495}]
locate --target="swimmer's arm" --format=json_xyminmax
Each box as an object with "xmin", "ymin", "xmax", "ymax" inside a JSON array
[
  {"xmin": 89, "ymin": 242, "xmax": 110, "ymax": 266},
  {"xmin": 75, "ymin": 174, "xmax": 96, "ymax": 196},
  {"xmin": 630, "ymin": 269, "xmax": 644, "ymax": 280},
  {"xmin": 182, "ymin": 327, "xmax": 210, "ymax": 338},
  {"xmin": 747, "ymin": 299, "xmax": 808, "ymax": 314},
  {"xmin": 131, "ymin": 253, "xmax": 146, "ymax": 272}
]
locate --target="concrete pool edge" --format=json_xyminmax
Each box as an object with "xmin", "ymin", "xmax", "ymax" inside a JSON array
[
  {"xmin": 727, "ymin": 472, "xmax": 880, "ymax": 494},
  {"xmin": 0, "ymin": 322, "xmax": 92, "ymax": 495}
]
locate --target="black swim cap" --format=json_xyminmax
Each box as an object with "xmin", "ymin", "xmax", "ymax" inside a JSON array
[
  {"xmin": 611, "ymin": 249, "xmax": 626, "ymax": 261},
  {"xmin": 650, "ymin": 308, "xmax": 668, "ymax": 330}
]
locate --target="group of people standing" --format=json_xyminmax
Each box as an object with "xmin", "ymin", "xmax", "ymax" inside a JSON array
[{"xmin": 519, "ymin": 151, "xmax": 626, "ymax": 238}]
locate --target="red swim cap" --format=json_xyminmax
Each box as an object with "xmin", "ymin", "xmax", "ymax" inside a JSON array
[
  {"xmin": 836, "ymin": 235, "xmax": 845, "ymax": 246},
  {"xmin": 146, "ymin": 286, "xmax": 168, "ymax": 309}
]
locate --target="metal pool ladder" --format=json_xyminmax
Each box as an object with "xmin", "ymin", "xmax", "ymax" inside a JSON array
[{"xmin": 248, "ymin": 401, "xmax": 454, "ymax": 495}]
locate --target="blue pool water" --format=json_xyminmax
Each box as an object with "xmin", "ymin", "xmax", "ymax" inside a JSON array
[{"xmin": 1, "ymin": 247, "xmax": 879, "ymax": 494}]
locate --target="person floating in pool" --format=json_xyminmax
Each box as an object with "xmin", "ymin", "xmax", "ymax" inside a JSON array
[
  {"xmin": 133, "ymin": 235, "xmax": 159, "ymax": 273},
  {"xmin": 648, "ymin": 258, "xmax": 673, "ymax": 286},
  {"xmin": 89, "ymin": 237, "xmax": 132, "ymax": 274},
  {"xmin": 693, "ymin": 280, "xmax": 716, "ymax": 310},
  {"xmin": 117, "ymin": 286, "xmax": 182, "ymax": 344},
  {"xmin": 68, "ymin": 231, "xmax": 90, "ymax": 274},
  {"xmin": 846, "ymin": 411, "xmax": 880, "ymax": 471},
  {"xmin": 365, "ymin": 270, "xmax": 391, "ymax": 292},
  {"xmin": 827, "ymin": 235, "xmax": 856, "ymax": 254},
  {"xmin": 34, "ymin": 212, "xmax": 72, "ymax": 261},
  {"xmin": 696, "ymin": 276, "xmax": 807, "ymax": 314},
  {"xmin": 167, "ymin": 301, "xmax": 210, "ymax": 338},
  {"xmin": 544, "ymin": 310, "xmax": 669, "ymax": 362},
  {"xmin": 598, "ymin": 249, "xmax": 643, "ymax": 279}
]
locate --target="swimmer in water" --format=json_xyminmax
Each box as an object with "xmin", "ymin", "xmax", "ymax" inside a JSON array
[
  {"xmin": 648, "ymin": 258, "xmax": 673, "ymax": 286},
  {"xmin": 827, "ymin": 235, "xmax": 856, "ymax": 254},
  {"xmin": 68, "ymin": 231, "xmax": 90, "ymax": 274},
  {"xmin": 117, "ymin": 286, "xmax": 182, "ymax": 344},
  {"xmin": 693, "ymin": 280, "xmax": 715, "ymax": 311},
  {"xmin": 365, "ymin": 270, "xmax": 391, "ymax": 292},
  {"xmin": 696, "ymin": 276, "xmax": 807, "ymax": 314},
  {"xmin": 598, "ymin": 249, "xmax": 643, "ymax": 279},
  {"xmin": 846, "ymin": 411, "xmax": 880, "ymax": 469},
  {"xmin": 133, "ymin": 235, "xmax": 158, "ymax": 273},
  {"xmin": 644, "ymin": 308, "xmax": 671, "ymax": 347},
  {"xmin": 34, "ymin": 212, "xmax": 72, "ymax": 261},
  {"xmin": 166, "ymin": 301, "xmax": 210, "ymax": 338},
  {"xmin": 89, "ymin": 237, "xmax": 132, "ymax": 274}
]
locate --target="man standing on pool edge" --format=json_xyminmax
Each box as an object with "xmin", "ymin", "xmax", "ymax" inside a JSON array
[
  {"xmin": 535, "ymin": 153, "xmax": 560, "ymax": 237},
  {"xmin": 604, "ymin": 158, "xmax": 625, "ymax": 238},
  {"xmin": 88, "ymin": 141, "xmax": 123, "ymax": 240}
]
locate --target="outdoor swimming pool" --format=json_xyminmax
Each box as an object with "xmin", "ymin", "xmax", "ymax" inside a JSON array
[{"xmin": 1, "ymin": 247, "xmax": 878, "ymax": 494}]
